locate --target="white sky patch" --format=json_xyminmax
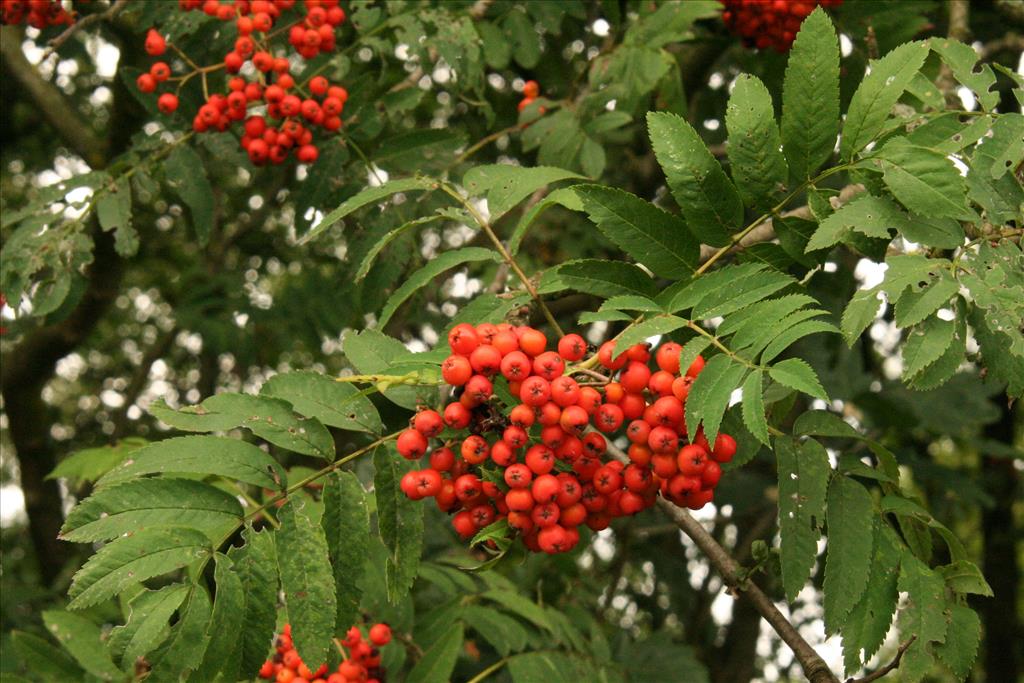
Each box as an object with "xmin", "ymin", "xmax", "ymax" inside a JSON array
[
  {"xmin": 592, "ymin": 18, "xmax": 610, "ymax": 37},
  {"xmin": 840, "ymin": 34, "xmax": 853, "ymax": 57}
]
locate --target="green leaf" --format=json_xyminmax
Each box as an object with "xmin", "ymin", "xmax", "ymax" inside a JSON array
[
  {"xmin": 277, "ymin": 498, "xmax": 336, "ymax": 668},
  {"xmin": 300, "ymin": 177, "xmax": 437, "ymax": 244},
  {"xmin": 540, "ymin": 259, "xmax": 657, "ymax": 298},
  {"xmin": 228, "ymin": 526, "xmax": 279, "ymax": 679},
  {"xmin": 793, "ymin": 411, "xmax": 859, "ymax": 439},
  {"xmin": 841, "ymin": 41, "xmax": 930, "ymax": 159},
  {"xmin": 841, "ymin": 289, "xmax": 882, "ymax": 345},
  {"xmin": 146, "ymin": 585, "xmax": 211, "ymax": 683},
  {"xmin": 379, "ymin": 247, "xmax": 501, "ymax": 327},
  {"xmin": 612, "ymin": 316, "xmax": 689, "ymax": 360},
  {"xmin": 42, "ymin": 611, "xmax": 122, "ymax": 681},
  {"xmin": 659, "ymin": 262, "xmax": 767, "ymax": 314},
  {"xmin": 98, "ymin": 435, "xmax": 284, "ymax": 490},
  {"xmin": 684, "ymin": 354, "xmax": 748, "ymax": 443},
  {"xmin": 463, "ymin": 165, "xmax": 583, "ymax": 219},
  {"xmin": 878, "ymin": 139, "xmax": 973, "ymax": 220},
  {"xmin": 374, "ymin": 129, "xmax": 466, "ymax": 173},
  {"xmin": 483, "ymin": 590, "xmax": 553, "ymax": 632},
  {"xmin": 647, "ymin": 111, "xmax": 743, "ymax": 246},
  {"xmin": 322, "ymin": 471, "xmax": 370, "ymax": 634},
  {"xmin": 769, "ymin": 358, "xmax": 829, "ymax": 401},
  {"xmin": 354, "ymin": 214, "xmax": 447, "ymax": 282},
  {"xmin": 901, "ymin": 216, "xmax": 965, "ymax": 249},
  {"xmin": 599, "ymin": 295, "xmax": 664, "ymax": 313},
  {"xmin": 96, "ymin": 182, "xmax": 138, "ymax": 257},
  {"xmin": 192, "ymin": 554, "xmax": 246, "ymax": 682},
  {"xmin": 68, "ymin": 527, "xmax": 212, "ymax": 610},
  {"xmin": 841, "ymin": 524, "xmax": 901, "ymax": 674},
  {"xmin": 203, "ymin": 393, "xmax": 336, "ymax": 459},
  {"xmin": 374, "ymin": 446, "xmax": 424, "ymax": 602},
  {"xmin": 726, "ymin": 74, "xmax": 788, "ymax": 210},
  {"xmin": 775, "ymin": 436, "xmax": 830, "ymax": 602},
  {"xmin": 344, "ymin": 329, "xmax": 436, "ymax": 410},
  {"xmin": 166, "ymin": 146, "xmax": 215, "ymax": 246},
  {"xmin": 61, "ymin": 477, "xmax": 242, "ymax": 543},
  {"xmin": 805, "ymin": 195, "xmax": 908, "ymax": 252},
  {"xmin": 573, "ymin": 185, "xmax": 698, "ymax": 278},
  {"xmin": 937, "ymin": 560, "xmax": 994, "ymax": 597},
  {"xmin": 48, "ymin": 438, "xmax": 147, "ymax": 485},
  {"xmin": 934, "ymin": 604, "xmax": 981, "ymax": 681},
  {"xmin": 406, "ymin": 622, "xmax": 464, "ymax": 683},
  {"xmin": 740, "ymin": 371, "xmax": 769, "ymax": 446},
  {"xmin": 509, "ymin": 186, "xmax": 583, "ymax": 255},
  {"xmin": 108, "ymin": 585, "xmax": 189, "ymax": 668},
  {"xmin": 690, "ymin": 268, "xmax": 796, "ymax": 320},
  {"xmin": 902, "ymin": 316, "xmax": 956, "ymax": 380},
  {"xmin": 929, "ymin": 38, "xmax": 999, "ymax": 111},
  {"xmin": 893, "ymin": 271, "xmax": 959, "ymax": 328},
  {"xmin": 898, "ymin": 553, "xmax": 950, "ymax": 682},
  {"xmin": 623, "ymin": 632, "xmax": 709, "ymax": 683},
  {"xmin": 9, "ymin": 631, "xmax": 84, "ymax": 680},
  {"xmin": 823, "ymin": 476, "xmax": 875, "ymax": 634},
  {"xmin": 760, "ymin": 320, "xmax": 840, "ymax": 363},
  {"xmin": 781, "ymin": 8, "xmax": 840, "ymax": 180},
  {"xmin": 262, "ymin": 370, "xmax": 383, "ymax": 435},
  {"xmin": 462, "ymin": 606, "xmax": 531, "ymax": 656},
  {"xmin": 506, "ymin": 7, "xmax": 540, "ymax": 68}
]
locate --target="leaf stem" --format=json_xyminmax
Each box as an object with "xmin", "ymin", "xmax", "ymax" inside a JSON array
[
  {"xmin": 237, "ymin": 432, "xmax": 401, "ymax": 529},
  {"xmin": 696, "ymin": 163, "xmax": 853, "ymax": 276},
  {"xmin": 465, "ymin": 657, "xmax": 510, "ymax": 683},
  {"xmin": 440, "ymin": 184, "xmax": 565, "ymax": 336}
]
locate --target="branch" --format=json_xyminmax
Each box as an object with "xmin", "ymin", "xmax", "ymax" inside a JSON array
[
  {"xmin": 696, "ymin": 183, "xmax": 865, "ymax": 265},
  {"xmin": 40, "ymin": 0, "xmax": 130, "ymax": 62},
  {"xmin": 603, "ymin": 439, "xmax": 839, "ymax": 683},
  {"xmin": 110, "ymin": 327, "xmax": 177, "ymax": 439},
  {"xmin": 846, "ymin": 637, "xmax": 917, "ymax": 683},
  {"xmin": 0, "ymin": 25, "xmax": 108, "ymax": 168}
]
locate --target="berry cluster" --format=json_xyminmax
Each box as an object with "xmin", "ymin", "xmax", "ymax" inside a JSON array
[
  {"xmin": 395, "ymin": 323, "xmax": 737, "ymax": 555},
  {"xmin": 258, "ymin": 622, "xmax": 392, "ymax": 683},
  {"xmin": 137, "ymin": 0, "xmax": 349, "ymax": 166},
  {"xmin": 720, "ymin": 0, "xmax": 843, "ymax": 51},
  {"xmin": 0, "ymin": 0, "xmax": 77, "ymax": 27},
  {"xmin": 517, "ymin": 79, "xmax": 542, "ymax": 113}
]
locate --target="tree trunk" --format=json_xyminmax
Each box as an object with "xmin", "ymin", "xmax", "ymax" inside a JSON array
[{"xmin": 979, "ymin": 401, "xmax": 1021, "ymax": 683}]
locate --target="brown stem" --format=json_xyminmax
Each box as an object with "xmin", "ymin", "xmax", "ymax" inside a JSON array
[
  {"xmin": 442, "ymin": 185, "xmax": 565, "ymax": 336},
  {"xmin": 0, "ymin": 25, "xmax": 107, "ymax": 167},
  {"xmin": 602, "ymin": 438, "xmax": 839, "ymax": 683},
  {"xmin": 40, "ymin": 0, "xmax": 130, "ymax": 61},
  {"xmin": 846, "ymin": 637, "xmax": 917, "ymax": 683}
]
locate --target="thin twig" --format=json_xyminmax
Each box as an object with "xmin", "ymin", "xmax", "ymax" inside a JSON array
[
  {"xmin": 846, "ymin": 637, "xmax": 917, "ymax": 683},
  {"xmin": 441, "ymin": 184, "xmax": 565, "ymax": 336},
  {"xmin": 40, "ymin": 0, "xmax": 130, "ymax": 62}
]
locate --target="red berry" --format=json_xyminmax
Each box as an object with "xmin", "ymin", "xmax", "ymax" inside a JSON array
[
  {"xmin": 397, "ymin": 429, "xmax": 428, "ymax": 459},
  {"xmin": 557, "ymin": 334, "xmax": 586, "ymax": 361},
  {"xmin": 145, "ymin": 29, "xmax": 167, "ymax": 56},
  {"xmin": 157, "ymin": 93, "xmax": 179, "ymax": 114}
]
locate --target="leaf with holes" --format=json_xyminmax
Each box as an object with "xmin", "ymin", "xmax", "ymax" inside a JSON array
[
  {"xmin": 879, "ymin": 139, "xmax": 974, "ymax": 221},
  {"xmin": 98, "ymin": 435, "xmax": 285, "ymax": 490},
  {"xmin": 726, "ymin": 74, "xmax": 788, "ymax": 210},
  {"xmin": 323, "ymin": 470, "xmax": 370, "ymax": 634},
  {"xmin": 277, "ymin": 498, "xmax": 336, "ymax": 668},
  {"xmin": 776, "ymin": 436, "xmax": 830, "ymax": 602},
  {"xmin": 68, "ymin": 528, "xmax": 212, "ymax": 610},
  {"xmin": 823, "ymin": 476, "xmax": 875, "ymax": 634},
  {"xmin": 841, "ymin": 42, "xmax": 930, "ymax": 159},
  {"xmin": 375, "ymin": 446, "xmax": 424, "ymax": 602},
  {"xmin": 464, "ymin": 165, "xmax": 583, "ymax": 219},
  {"xmin": 262, "ymin": 370, "xmax": 383, "ymax": 435},
  {"xmin": 61, "ymin": 477, "xmax": 242, "ymax": 543},
  {"xmin": 805, "ymin": 195, "xmax": 909, "ymax": 252}
]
